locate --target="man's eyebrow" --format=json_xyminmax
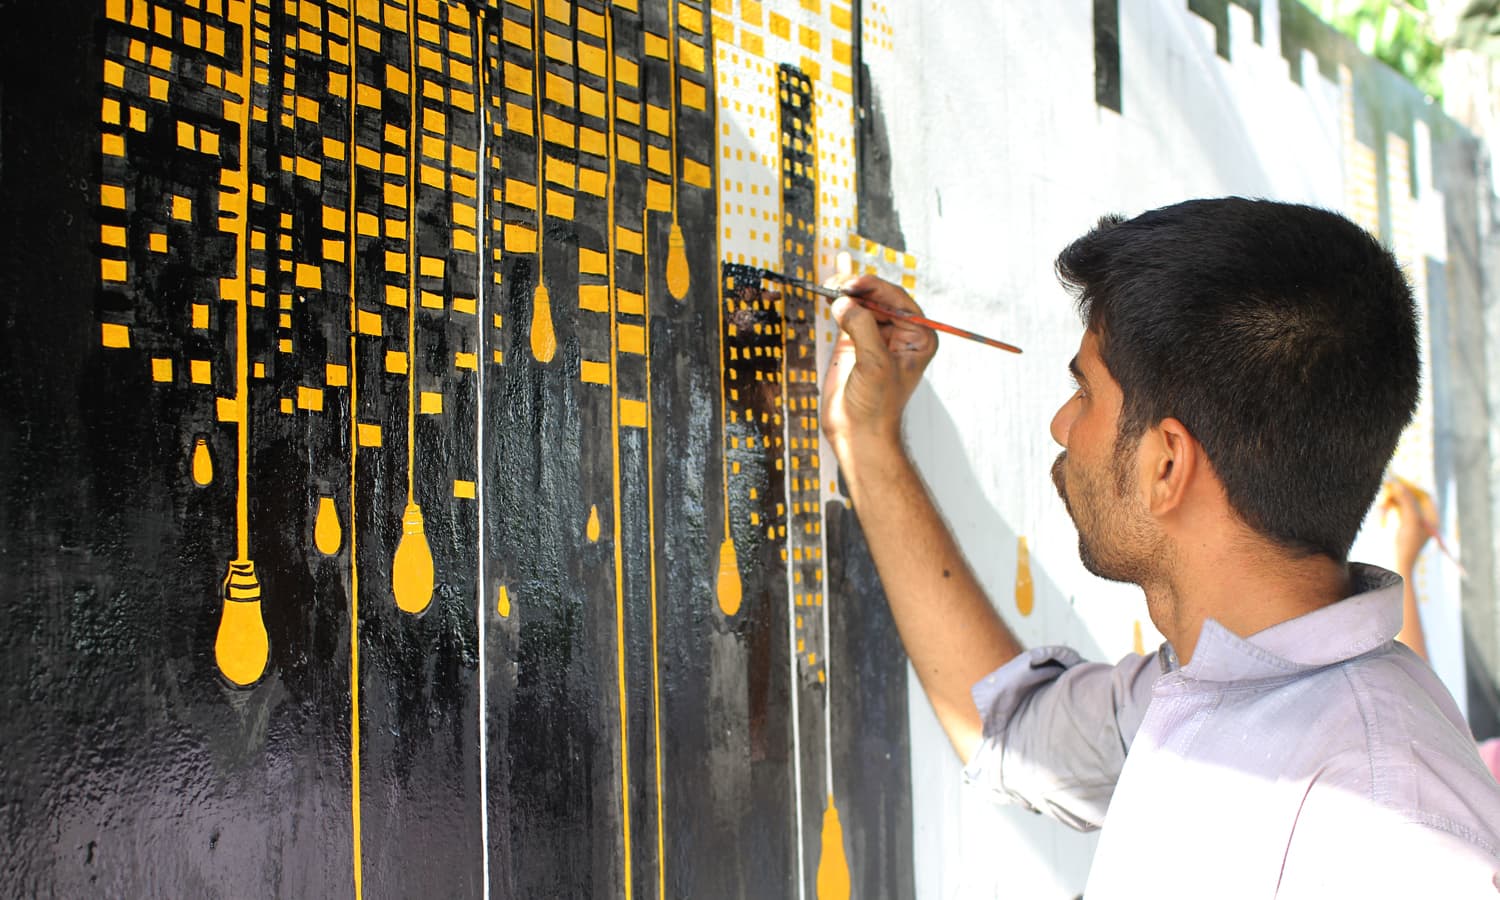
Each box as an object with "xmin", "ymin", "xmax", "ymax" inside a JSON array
[{"xmin": 1068, "ymin": 356, "xmax": 1088, "ymax": 385}]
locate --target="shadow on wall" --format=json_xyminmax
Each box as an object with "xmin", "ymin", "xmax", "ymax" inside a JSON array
[{"xmin": 906, "ymin": 382, "xmax": 1109, "ymax": 898}]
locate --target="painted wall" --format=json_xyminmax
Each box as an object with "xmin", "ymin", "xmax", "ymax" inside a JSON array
[
  {"xmin": 2, "ymin": 1, "xmax": 1495, "ymax": 898},
  {"xmin": 863, "ymin": 0, "xmax": 1495, "ymax": 896},
  {"xmin": 1, "ymin": 0, "xmax": 915, "ymax": 897}
]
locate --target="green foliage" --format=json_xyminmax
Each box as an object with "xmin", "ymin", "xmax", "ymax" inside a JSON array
[{"xmin": 1301, "ymin": 0, "xmax": 1446, "ymax": 99}]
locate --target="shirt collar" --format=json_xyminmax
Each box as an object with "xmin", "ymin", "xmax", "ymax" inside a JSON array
[{"xmin": 1173, "ymin": 563, "xmax": 1403, "ymax": 683}]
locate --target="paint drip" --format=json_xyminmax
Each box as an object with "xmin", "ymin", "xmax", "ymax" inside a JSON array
[
  {"xmin": 530, "ymin": 282, "xmax": 556, "ymax": 362},
  {"xmin": 666, "ymin": 222, "xmax": 690, "ymax": 299},
  {"xmin": 393, "ymin": 502, "xmax": 434, "ymax": 614},
  {"xmin": 496, "ymin": 584, "xmax": 511, "ymax": 618},
  {"xmin": 191, "ymin": 436, "xmax": 213, "ymax": 486},
  {"xmin": 314, "ymin": 496, "xmax": 342, "ymax": 555},
  {"xmin": 586, "ymin": 504, "xmax": 601, "ymax": 542},
  {"xmin": 1015, "ymin": 536, "xmax": 1034, "ymax": 617},
  {"xmin": 716, "ymin": 536, "xmax": 742, "ymax": 616},
  {"xmin": 816, "ymin": 795, "xmax": 851, "ymax": 900},
  {"xmin": 215, "ymin": 559, "xmax": 269, "ymax": 687}
]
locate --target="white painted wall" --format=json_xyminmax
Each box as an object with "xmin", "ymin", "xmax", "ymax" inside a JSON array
[{"xmin": 861, "ymin": 1, "xmax": 1472, "ymax": 895}]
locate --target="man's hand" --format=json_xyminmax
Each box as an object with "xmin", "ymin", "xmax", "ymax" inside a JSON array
[
  {"xmin": 821, "ymin": 273, "xmax": 938, "ymax": 459},
  {"xmin": 817, "ymin": 265, "xmax": 1019, "ymax": 764}
]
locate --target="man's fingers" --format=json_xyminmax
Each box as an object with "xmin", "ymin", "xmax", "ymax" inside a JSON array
[
  {"xmin": 840, "ymin": 272, "xmax": 924, "ymax": 316},
  {"xmin": 831, "ymin": 295, "xmax": 891, "ymax": 367}
]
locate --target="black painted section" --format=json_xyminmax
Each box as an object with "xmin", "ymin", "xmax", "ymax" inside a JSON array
[
  {"xmin": 826, "ymin": 500, "xmax": 915, "ymax": 899},
  {"xmin": 1, "ymin": 0, "xmax": 915, "ymax": 896},
  {"xmin": 851, "ymin": 0, "xmax": 903, "ymax": 253},
  {"xmin": 1093, "ymin": 0, "xmax": 1121, "ymax": 113},
  {"xmin": 1186, "ymin": 0, "xmax": 1262, "ymax": 60}
]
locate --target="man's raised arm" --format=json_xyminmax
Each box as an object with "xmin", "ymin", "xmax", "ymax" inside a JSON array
[{"xmin": 821, "ymin": 274, "xmax": 1023, "ymax": 762}]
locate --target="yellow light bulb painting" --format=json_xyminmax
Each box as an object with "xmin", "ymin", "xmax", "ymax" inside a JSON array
[
  {"xmin": 191, "ymin": 436, "xmax": 213, "ymax": 486},
  {"xmin": 1015, "ymin": 536, "xmax": 1034, "ymax": 617},
  {"xmin": 716, "ymin": 535, "xmax": 742, "ymax": 616},
  {"xmin": 816, "ymin": 795, "xmax": 851, "ymax": 900},
  {"xmin": 530, "ymin": 282, "xmax": 556, "ymax": 363},
  {"xmin": 215, "ymin": 559, "xmax": 269, "ymax": 687},
  {"xmin": 665, "ymin": 223, "xmax": 690, "ymax": 300},
  {"xmin": 393, "ymin": 501, "xmax": 434, "ymax": 614},
  {"xmin": 314, "ymin": 496, "xmax": 342, "ymax": 555}
]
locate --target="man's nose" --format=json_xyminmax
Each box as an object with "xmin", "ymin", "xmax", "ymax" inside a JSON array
[{"xmin": 1050, "ymin": 400, "xmax": 1074, "ymax": 448}]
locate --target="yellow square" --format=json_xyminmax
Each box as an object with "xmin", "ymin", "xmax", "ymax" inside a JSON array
[
  {"xmin": 453, "ymin": 480, "xmax": 476, "ymax": 499},
  {"xmin": 385, "ymin": 350, "xmax": 408, "ymax": 374},
  {"xmin": 172, "ymin": 195, "xmax": 191, "ymax": 221},
  {"xmin": 297, "ymin": 386, "xmax": 324, "ymax": 411},
  {"xmin": 419, "ymin": 391, "xmax": 443, "ymax": 414},
  {"xmin": 326, "ymin": 363, "xmax": 349, "ymax": 387},
  {"xmin": 190, "ymin": 360, "xmax": 212, "ymax": 384},
  {"xmin": 280, "ymin": 397, "xmax": 294, "ymax": 414},
  {"xmin": 192, "ymin": 303, "xmax": 209, "ymax": 329},
  {"xmin": 100, "ymin": 322, "xmax": 130, "ymax": 348},
  {"xmin": 357, "ymin": 423, "xmax": 382, "ymax": 447},
  {"xmin": 151, "ymin": 357, "xmax": 173, "ymax": 381},
  {"xmin": 149, "ymin": 231, "xmax": 168, "ymax": 253}
]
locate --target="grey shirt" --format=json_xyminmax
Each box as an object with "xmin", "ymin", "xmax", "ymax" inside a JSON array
[{"xmin": 965, "ymin": 564, "xmax": 1500, "ymax": 897}]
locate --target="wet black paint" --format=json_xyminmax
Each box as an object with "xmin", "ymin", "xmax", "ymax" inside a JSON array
[{"xmin": 1, "ymin": 0, "xmax": 912, "ymax": 897}]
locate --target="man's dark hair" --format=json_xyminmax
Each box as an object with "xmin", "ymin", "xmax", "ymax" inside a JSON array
[{"xmin": 1055, "ymin": 197, "xmax": 1419, "ymax": 561}]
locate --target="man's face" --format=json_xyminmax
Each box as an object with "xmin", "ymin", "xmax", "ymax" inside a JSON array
[{"xmin": 1049, "ymin": 331, "xmax": 1164, "ymax": 585}]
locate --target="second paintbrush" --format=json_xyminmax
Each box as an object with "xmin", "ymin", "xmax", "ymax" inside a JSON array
[{"xmin": 763, "ymin": 272, "xmax": 1023, "ymax": 355}]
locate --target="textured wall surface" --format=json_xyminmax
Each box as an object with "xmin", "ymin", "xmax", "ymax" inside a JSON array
[
  {"xmin": 1, "ymin": 1, "xmax": 1494, "ymax": 898},
  {"xmin": 0, "ymin": 0, "xmax": 914, "ymax": 897}
]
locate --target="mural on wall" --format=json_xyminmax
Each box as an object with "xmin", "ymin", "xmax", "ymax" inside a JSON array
[
  {"xmin": 2, "ymin": 0, "xmax": 916, "ymax": 896},
  {"xmin": 11, "ymin": 0, "xmax": 1492, "ymax": 897}
]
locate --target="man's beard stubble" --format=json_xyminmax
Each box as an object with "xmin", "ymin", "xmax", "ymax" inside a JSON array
[{"xmin": 1051, "ymin": 451, "xmax": 1161, "ymax": 586}]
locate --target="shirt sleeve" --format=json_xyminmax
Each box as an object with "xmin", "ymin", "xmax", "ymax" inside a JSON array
[{"xmin": 962, "ymin": 645, "xmax": 1161, "ymax": 832}]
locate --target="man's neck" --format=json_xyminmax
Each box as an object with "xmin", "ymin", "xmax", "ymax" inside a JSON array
[{"xmin": 1144, "ymin": 542, "xmax": 1351, "ymax": 666}]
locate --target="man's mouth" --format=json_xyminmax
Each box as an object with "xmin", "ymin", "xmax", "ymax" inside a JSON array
[{"xmin": 1051, "ymin": 453, "xmax": 1072, "ymax": 513}]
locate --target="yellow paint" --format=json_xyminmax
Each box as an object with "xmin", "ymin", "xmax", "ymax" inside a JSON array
[
  {"xmin": 215, "ymin": 560, "xmax": 269, "ymax": 686},
  {"xmin": 581, "ymin": 360, "xmax": 611, "ymax": 384},
  {"xmin": 101, "ymin": 322, "xmax": 130, "ymax": 347},
  {"xmin": 665, "ymin": 224, "xmax": 690, "ymax": 299},
  {"xmin": 453, "ymin": 480, "xmax": 476, "ymax": 499},
  {"xmin": 496, "ymin": 583, "xmax": 511, "ymax": 618},
  {"xmin": 716, "ymin": 533, "xmax": 742, "ymax": 615},
  {"xmin": 816, "ymin": 795, "xmax": 851, "ymax": 900},
  {"xmin": 586, "ymin": 504, "xmax": 601, "ymax": 542},
  {"xmin": 603, "ymin": 17, "xmax": 635, "ymax": 897},
  {"xmin": 341, "ymin": 5, "xmax": 366, "ymax": 893},
  {"xmin": 315, "ymin": 496, "xmax": 343, "ymax": 555},
  {"xmin": 530, "ymin": 283, "xmax": 557, "ymax": 362},
  {"xmin": 1015, "ymin": 536, "xmax": 1034, "ymax": 617},
  {"xmin": 1132, "ymin": 620, "xmax": 1145, "ymax": 656},
  {"xmin": 192, "ymin": 437, "xmax": 214, "ymax": 485},
  {"xmin": 393, "ymin": 502, "xmax": 434, "ymax": 614}
]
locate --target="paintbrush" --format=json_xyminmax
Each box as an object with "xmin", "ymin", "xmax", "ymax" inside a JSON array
[{"xmin": 761, "ymin": 271, "xmax": 1023, "ymax": 354}]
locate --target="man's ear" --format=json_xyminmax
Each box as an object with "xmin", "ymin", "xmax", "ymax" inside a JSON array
[{"xmin": 1144, "ymin": 417, "xmax": 1197, "ymax": 516}]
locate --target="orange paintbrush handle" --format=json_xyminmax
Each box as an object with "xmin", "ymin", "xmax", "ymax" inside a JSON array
[{"xmin": 766, "ymin": 272, "xmax": 1023, "ymax": 354}]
